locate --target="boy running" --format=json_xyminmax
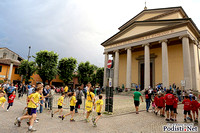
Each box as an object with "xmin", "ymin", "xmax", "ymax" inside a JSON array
[
  {"xmin": 133, "ymin": 88, "xmax": 143, "ymax": 114},
  {"xmin": 52, "ymin": 93, "xmax": 65, "ymax": 118},
  {"xmin": 191, "ymin": 96, "xmax": 199, "ymax": 122},
  {"xmin": 85, "ymin": 86, "xmax": 95, "ymax": 122},
  {"xmin": 15, "ymin": 86, "xmax": 43, "ymax": 132},
  {"xmin": 62, "ymin": 92, "xmax": 77, "ymax": 121},
  {"xmin": 93, "ymin": 94, "xmax": 103, "ymax": 127},
  {"xmin": 182, "ymin": 96, "xmax": 193, "ymax": 122},
  {"xmin": 164, "ymin": 90, "xmax": 175, "ymax": 121},
  {"xmin": 7, "ymin": 91, "xmax": 16, "ymax": 111}
]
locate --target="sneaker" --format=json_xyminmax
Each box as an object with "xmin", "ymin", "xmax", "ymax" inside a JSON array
[
  {"xmin": 85, "ymin": 119, "xmax": 89, "ymax": 123},
  {"xmin": 93, "ymin": 122, "xmax": 97, "ymax": 127},
  {"xmin": 28, "ymin": 128, "xmax": 37, "ymax": 132},
  {"xmin": 34, "ymin": 120, "xmax": 39, "ymax": 123},
  {"xmin": 36, "ymin": 118, "xmax": 39, "ymax": 121},
  {"xmin": 61, "ymin": 115, "xmax": 65, "ymax": 120},
  {"xmin": 7, "ymin": 110, "xmax": 9, "ymax": 112},
  {"xmin": 27, "ymin": 121, "xmax": 30, "ymax": 126},
  {"xmin": 170, "ymin": 118, "xmax": 174, "ymax": 121},
  {"xmin": 184, "ymin": 118, "xmax": 187, "ymax": 122},
  {"xmin": 155, "ymin": 112, "xmax": 158, "ymax": 115},
  {"xmin": 15, "ymin": 118, "xmax": 21, "ymax": 127},
  {"xmin": 92, "ymin": 118, "xmax": 95, "ymax": 123},
  {"xmin": 161, "ymin": 115, "xmax": 165, "ymax": 117},
  {"xmin": 165, "ymin": 118, "xmax": 170, "ymax": 121},
  {"xmin": 190, "ymin": 119, "xmax": 193, "ymax": 122},
  {"xmin": 136, "ymin": 112, "xmax": 139, "ymax": 114},
  {"xmin": 51, "ymin": 113, "xmax": 54, "ymax": 118},
  {"xmin": 70, "ymin": 119, "xmax": 75, "ymax": 122},
  {"xmin": 175, "ymin": 119, "xmax": 177, "ymax": 121}
]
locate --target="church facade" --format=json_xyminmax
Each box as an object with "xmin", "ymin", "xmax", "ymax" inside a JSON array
[{"xmin": 101, "ymin": 6, "xmax": 200, "ymax": 91}]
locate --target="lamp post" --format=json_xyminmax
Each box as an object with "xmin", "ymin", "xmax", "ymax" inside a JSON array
[{"xmin": 25, "ymin": 46, "xmax": 31, "ymax": 84}]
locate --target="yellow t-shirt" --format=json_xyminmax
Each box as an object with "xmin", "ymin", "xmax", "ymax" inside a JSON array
[
  {"xmin": 96, "ymin": 99, "xmax": 103, "ymax": 113},
  {"xmin": 0, "ymin": 97, "xmax": 6, "ymax": 105},
  {"xmin": 57, "ymin": 96, "xmax": 64, "ymax": 106},
  {"xmin": 70, "ymin": 96, "xmax": 76, "ymax": 106},
  {"xmin": 28, "ymin": 92, "xmax": 41, "ymax": 108},
  {"xmin": 86, "ymin": 91, "xmax": 95, "ymax": 101},
  {"xmin": 64, "ymin": 86, "xmax": 68, "ymax": 93}
]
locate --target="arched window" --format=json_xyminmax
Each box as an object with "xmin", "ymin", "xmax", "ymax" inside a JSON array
[{"xmin": 3, "ymin": 53, "xmax": 7, "ymax": 58}]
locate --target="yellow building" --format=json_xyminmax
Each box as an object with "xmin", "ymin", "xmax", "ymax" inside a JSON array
[{"xmin": 101, "ymin": 6, "xmax": 200, "ymax": 91}]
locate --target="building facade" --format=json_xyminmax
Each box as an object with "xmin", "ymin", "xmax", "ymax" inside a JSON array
[
  {"xmin": 102, "ymin": 6, "xmax": 200, "ymax": 91},
  {"xmin": 0, "ymin": 47, "xmax": 79, "ymax": 88}
]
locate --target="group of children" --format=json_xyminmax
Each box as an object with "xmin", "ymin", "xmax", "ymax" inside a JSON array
[
  {"xmin": 152, "ymin": 89, "xmax": 200, "ymax": 122},
  {"xmin": 51, "ymin": 83, "xmax": 103, "ymax": 127},
  {"xmin": 0, "ymin": 89, "xmax": 16, "ymax": 111}
]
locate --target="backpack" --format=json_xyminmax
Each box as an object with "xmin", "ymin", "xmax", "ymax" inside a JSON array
[{"xmin": 145, "ymin": 94, "xmax": 149, "ymax": 99}]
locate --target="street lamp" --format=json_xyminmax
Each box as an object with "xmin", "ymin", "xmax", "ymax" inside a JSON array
[{"xmin": 25, "ymin": 46, "xmax": 31, "ymax": 84}]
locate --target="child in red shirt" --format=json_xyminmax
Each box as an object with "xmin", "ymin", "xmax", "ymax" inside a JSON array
[
  {"xmin": 191, "ymin": 96, "xmax": 199, "ymax": 122},
  {"xmin": 182, "ymin": 96, "xmax": 192, "ymax": 122},
  {"xmin": 157, "ymin": 93, "xmax": 165, "ymax": 117},
  {"xmin": 154, "ymin": 93, "xmax": 159, "ymax": 114},
  {"xmin": 164, "ymin": 90, "xmax": 175, "ymax": 121},
  {"xmin": 173, "ymin": 94, "xmax": 178, "ymax": 121},
  {"xmin": 7, "ymin": 91, "xmax": 16, "ymax": 111}
]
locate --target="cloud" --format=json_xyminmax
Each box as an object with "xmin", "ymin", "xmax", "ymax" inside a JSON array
[{"xmin": 0, "ymin": 0, "xmax": 200, "ymax": 67}]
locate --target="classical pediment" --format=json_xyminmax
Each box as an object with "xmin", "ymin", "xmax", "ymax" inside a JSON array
[{"xmin": 102, "ymin": 19, "xmax": 189, "ymax": 46}]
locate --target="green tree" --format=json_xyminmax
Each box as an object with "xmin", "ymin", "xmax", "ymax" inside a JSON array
[
  {"xmin": 18, "ymin": 60, "xmax": 36, "ymax": 83},
  {"xmin": 58, "ymin": 57, "xmax": 77, "ymax": 85},
  {"xmin": 77, "ymin": 61, "xmax": 95, "ymax": 85},
  {"xmin": 96, "ymin": 67, "xmax": 104, "ymax": 87},
  {"xmin": 35, "ymin": 50, "xmax": 58, "ymax": 85}
]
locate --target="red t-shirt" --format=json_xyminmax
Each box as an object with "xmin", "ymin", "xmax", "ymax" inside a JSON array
[
  {"xmin": 182, "ymin": 99, "xmax": 191, "ymax": 111},
  {"xmin": 164, "ymin": 94, "xmax": 175, "ymax": 105},
  {"xmin": 8, "ymin": 94, "xmax": 16, "ymax": 103},
  {"xmin": 158, "ymin": 97, "xmax": 165, "ymax": 107},
  {"xmin": 191, "ymin": 100, "xmax": 199, "ymax": 111},
  {"xmin": 173, "ymin": 97, "xmax": 178, "ymax": 108},
  {"xmin": 154, "ymin": 96, "xmax": 159, "ymax": 106}
]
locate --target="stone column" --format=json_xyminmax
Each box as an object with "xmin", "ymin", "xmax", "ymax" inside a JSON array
[
  {"xmin": 190, "ymin": 40, "xmax": 198, "ymax": 90},
  {"xmin": 160, "ymin": 40, "xmax": 169, "ymax": 89},
  {"xmin": 126, "ymin": 48, "xmax": 132, "ymax": 89},
  {"xmin": 103, "ymin": 52, "xmax": 108, "ymax": 88},
  {"xmin": 144, "ymin": 44, "xmax": 150, "ymax": 89},
  {"xmin": 180, "ymin": 35, "xmax": 192, "ymax": 90},
  {"xmin": 114, "ymin": 50, "xmax": 119, "ymax": 89},
  {"xmin": 8, "ymin": 62, "xmax": 13, "ymax": 81}
]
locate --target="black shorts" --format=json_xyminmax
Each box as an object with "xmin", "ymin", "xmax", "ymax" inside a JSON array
[
  {"xmin": 28, "ymin": 108, "xmax": 32, "ymax": 115},
  {"xmin": 97, "ymin": 112, "xmax": 101, "ymax": 116},
  {"xmin": 173, "ymin": 108, "xmax": 177, "ymax": 114},
  {"xmin": 134, "ymin": 100, "xmax": 140, "ymax": 106},
  {"xmin": 184, "ymin": 110, "xmax": 191, "ymax": 115},
  {"xmin": 8, "ymin": 103, "xmax": 13, "ymax": 106},
  {"xmin": 70, "ymin": 106, "xmax": 75, "ymax": 111},
  {"xmin": 166, "ymin": 105, "xmax": 174, "ymax": 111},
  {"xmin": 158, "ymin": 106, "xmax": 163, "ymax": 109},
  {"xmin": 58, "ymin": 105, "xmax": 62, "ymax": 109}
]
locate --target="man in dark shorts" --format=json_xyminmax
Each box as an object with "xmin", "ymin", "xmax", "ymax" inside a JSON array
[
  {"xmin": 164, "ymin": 89, "xmax": 175, "ymax": 121},
  {"xmin": 133, "ymin": 88, "xmax": 143, "ymax": 114}
]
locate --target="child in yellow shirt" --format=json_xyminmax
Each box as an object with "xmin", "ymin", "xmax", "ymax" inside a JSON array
[
  {"xmin": 15, "ymin": 86, "xmax": 43, "ymax": 132},
  {"xmin": 51, "ymin": 93, "xmax": 65, "ymax": 118},
  {"xmin": 85, "ymin": 87, "xmax": 95, "ymax": 122},
  {"xmin": 93, "ymin": 95, "xmax": 103, "ymax": 127},
  {"xmin": 0, "ymin": 90, "xmax": 6, "ymax": 109},
  {"xmin": 62, "ymin": 92, "xmax": 77, "ymax": 122}
]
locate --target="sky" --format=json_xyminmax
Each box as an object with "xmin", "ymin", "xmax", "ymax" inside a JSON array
[{"xmin": 0, "ymin": 0, "xmax": 200, "ymax": 67}]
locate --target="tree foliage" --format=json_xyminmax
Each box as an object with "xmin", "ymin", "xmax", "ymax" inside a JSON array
[
  {"xmin": 77, "ymin": 61, "xmax": 95, "ymax": 85},
  {"xmin": 18, "ymin": 60, "xmax": 36, "ymax": 82},
  {"xmin": 58, "ymin": 57, "xmax": 77, "ymax": 85},
  {"xmin": 96, "ymin": 67, "xmax": 104, "ymax": 87},
  {"xmin": 35, "ymin": 50, "xmax": 58, "ymax": 85}
]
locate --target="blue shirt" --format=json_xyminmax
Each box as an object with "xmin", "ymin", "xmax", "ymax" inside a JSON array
[{"xmin": 7, "ymin": 86, "xmax": 15, "ymax": 93}]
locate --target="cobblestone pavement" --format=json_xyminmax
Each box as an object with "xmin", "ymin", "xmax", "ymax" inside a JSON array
[{"xmin": 0, "ymin": 94, "xmax": 200, "ymax": 133}]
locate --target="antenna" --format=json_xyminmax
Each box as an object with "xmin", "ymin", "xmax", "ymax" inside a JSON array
[{"xmin": 144, "ymin": 1, "xmax": 147, "ymax": 10}]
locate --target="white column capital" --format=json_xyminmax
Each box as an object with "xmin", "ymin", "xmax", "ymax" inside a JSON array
[
  {"xmin": 179, "ymin": 34, "xmax": 190, "ymax": 40},
  {"xmin": 103, "ymin": 52, "xmax": 108, "ymax": 55},
  {"xmin": 125, "ymin": 47, "xmax": 132, "ymax": 50},
  {"xmin": 113, "ymin": 49, "xmax": 119, "ymax": 53},
  {"xmin": 142, "ymin": 43, "xmax": 150, "ymax": 47},
  {"xmin": 159, "ymin": 39, "xmax": 168, "ymax": 43}
]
